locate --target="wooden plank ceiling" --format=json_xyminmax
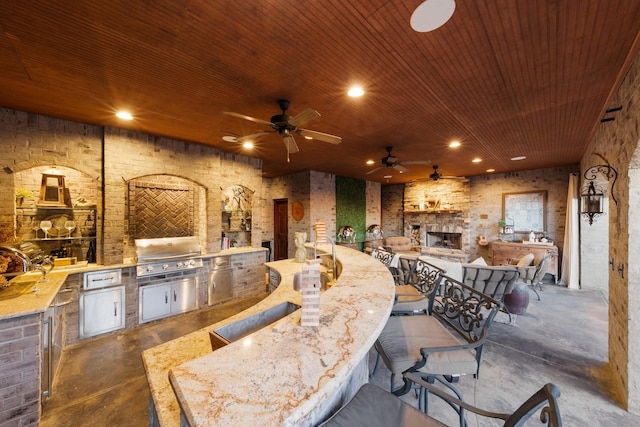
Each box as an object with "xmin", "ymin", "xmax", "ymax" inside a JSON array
[{"xmin": 1, "ymin": 0, "xmax": 639, "ymax": 183}]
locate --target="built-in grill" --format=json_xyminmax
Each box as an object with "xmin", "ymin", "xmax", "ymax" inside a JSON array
[{"xmin": 135, "ymin": 236, "xmax": 203, "ymax": 277}]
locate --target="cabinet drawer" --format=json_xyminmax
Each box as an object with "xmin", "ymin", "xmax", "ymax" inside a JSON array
[{"xmin": 84, "ymin": 269, "xmax": 122, "ymax": 290}]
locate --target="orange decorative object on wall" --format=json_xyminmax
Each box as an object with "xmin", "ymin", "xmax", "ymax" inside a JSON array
[{"xmin": 292, "ymin": 201, "xmax": 304, "ymax": 221}]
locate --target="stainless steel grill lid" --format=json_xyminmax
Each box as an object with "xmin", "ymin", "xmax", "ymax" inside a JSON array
[{"xmin": 134, "ymin": 236, "xmax": 202, "ymax": 262}]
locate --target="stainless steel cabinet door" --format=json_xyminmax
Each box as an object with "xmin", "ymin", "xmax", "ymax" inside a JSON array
[
  {"xmin": 80, "ymin": 286, "xmax": 125, "ymax": 338},
  {"xmin": 139, "ymin": 283, "xmax": 171, "ymax": 323},
  {"xmin": 171, "ymin": 278, "xmax": 197, "ymax": 315}
]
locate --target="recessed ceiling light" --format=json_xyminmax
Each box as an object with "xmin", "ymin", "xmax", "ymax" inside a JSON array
[
  {"xmin": 511, "ymin": 156, "xmax": 527, "ymax": 161},
  {"xmin": 366, "ymin": 159, "xmax": 375, "ymax": 165},
  {"xmin": 486, "ymin": 168, "xmax": 495, "ymax": 173},
  {"xmin": 383, "ymin": 175, "xmax": 392, "ymax": 179},
  {"xmin": 242, "ymin": 141, "xmax": 254, "ymax": 149},
  {"xmin": 472, "ymin": 158, "xmax": 482, "ymax": 163},
  {"xmin": 222, "ymin": 136, "xmax": 238, "ymax": 142},
  {"xmin": 449, "ymin": 140, "xmax": 461, "ymax": 148},
  {"xmin": 115, "ymin": 111, "xmax": 133, "ymax": 120},
  {"xmin": 410, "ymin": 0, "xmax": 456, "ymax": 33},
  {"xmin": 348, "ymin": 85, "xmax": 364, "ymax": 97}
]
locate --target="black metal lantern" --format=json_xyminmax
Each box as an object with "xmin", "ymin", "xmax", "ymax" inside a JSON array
[{"xmin": 580, "ymin": 165, "xmax": 618, "ymax": 225}]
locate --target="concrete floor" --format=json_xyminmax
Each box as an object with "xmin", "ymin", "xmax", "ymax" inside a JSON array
[{"xmin": 41, "ymin": 285, "xmax": 640, "ymax": 426}]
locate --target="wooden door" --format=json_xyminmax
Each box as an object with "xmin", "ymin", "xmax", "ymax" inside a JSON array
[{"xmin": 274, "ymin": 199, "xmax": 288, "ymax": 260}]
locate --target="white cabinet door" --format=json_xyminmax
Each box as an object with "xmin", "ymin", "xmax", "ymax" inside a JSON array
[
  {"xmin": 139, "ymin": 283, "xmax": 172, "ymax": 323},
  {"xmin": 171, "ymin": 279, "xmax": 197, "ymax": 315},
  {"xmin": 80, "ymin": 287, "xmax": 125, "ymax": 338}
]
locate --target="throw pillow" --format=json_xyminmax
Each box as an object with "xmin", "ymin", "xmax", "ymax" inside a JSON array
[
  {"xmin": 471, "ymin": 256, "xmax": 488, "ymax": 266},
  {"xmin": 516, "ymin": 253, "xmax": 535, "ymax": 267}
]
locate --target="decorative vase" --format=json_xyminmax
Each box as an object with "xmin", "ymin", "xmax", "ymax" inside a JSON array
[
  {"xmin": 504, "ymin": 283, "xmax": 530, "ymax": 315},
  {"xmin": 294, "ymin": 232, "xmax": 307, "ymax": 263},
  {"xmin": 16, "ymin": 197, "xmax": 24, "ymax": 206}
]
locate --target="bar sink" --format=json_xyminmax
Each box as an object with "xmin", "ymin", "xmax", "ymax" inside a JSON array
[{"xmin": 209, "ymin": 301, "xmax": 301, "ymax": 351}]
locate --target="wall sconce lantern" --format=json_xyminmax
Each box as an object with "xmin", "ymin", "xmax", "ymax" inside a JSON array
[{"xmin": 581, "ymin": 165, "xmax": 618, "ymax": 225}]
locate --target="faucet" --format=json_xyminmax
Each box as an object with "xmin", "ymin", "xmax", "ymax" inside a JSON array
[{"xmin": 313, "ymin": 236, "xmax": 337, "ymax": 279}]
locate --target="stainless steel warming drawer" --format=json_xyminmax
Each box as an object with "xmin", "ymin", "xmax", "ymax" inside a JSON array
[{"xmin": 208, "ymin": 255, "xmax": 233, "ymax": 306}]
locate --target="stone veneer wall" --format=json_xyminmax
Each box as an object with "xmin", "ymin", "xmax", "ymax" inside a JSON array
[
  {"xmin": 467, "ymin": 166, "xmax": 575, "ymax": 262},
  {"xmin": 103, "ymin": 127, "xmax": 263, "ymax": 263},
  {"xmin": 381, "ymin": 167, "xmax": 575, "ymax": 262},
  {"xmin": 0, "ymin": 313, "xmax": 40, "ymax": 426},
  {"xmin": 580, "ymin": 49, "xmax": 640, "ymax": 411},
  {"xmin": 403, "ymin": 180, "xmax": 471, "ymax": 250},
  {"xmin": 309, "ymin": 171, "xmax": 336, "ymax": 240},
  {"xmin": 381, "ymin": 184, "xmax": 404, "ymax": 237},
  {"xmin": 265, "ymin": 171, "xmax": 311, "ymax": 259},
  {"xmin": 365, "ymin": 180, "xmax": 381, "ymax": 229},
  {"xmin": 0, "ymin": 110, "xmax": 264, "ymax": 265},
  {"xmin": 0, "ymin": 109, "xmax": 103, "ymax": 257}
]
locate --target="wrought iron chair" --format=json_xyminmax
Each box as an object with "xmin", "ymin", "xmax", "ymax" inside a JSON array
[
  {"xmin": 461, "ymin": 264, "xmax": 519, "ymax": 320},
  {"xmin": 371, "ymin": 247, "xmax": 402, "ymax": 284},
  {"xmin": 373, "ymin": 275, "xmax": 502, "ymax": 424},
  {"xmin": 517, "ymin": 253, "xmax": 553, "ymax": 301},
  {"xmin": 392, "ymin": 259, "xmax": 444, "ymax": 315},
  {"xmin": 318, "ymin": 372, "xmax": 562, "ymax": 427}
]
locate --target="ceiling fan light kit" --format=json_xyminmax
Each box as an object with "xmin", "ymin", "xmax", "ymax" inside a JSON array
[
  {"xmin": 366, "ymin": 146, "xmax": 430, "ymax": 176},
  {"xmin": 224, "ymin": 99, "xmax": 342, "ymax": 162}
]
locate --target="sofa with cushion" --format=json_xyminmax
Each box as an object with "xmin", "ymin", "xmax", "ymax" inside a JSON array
[{"xmin": 383, "ymin": 236, "xmax": 420, "ymax": 255}]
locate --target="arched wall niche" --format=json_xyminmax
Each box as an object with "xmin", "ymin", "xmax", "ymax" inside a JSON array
[
  {"xmin": 124, "ymin": 174, "xmax": 208, "ymax": 260},
  {"xmin": 13, "ymin": 165, "xmax": 101, "ymax": 261},
  {"xmin": 221, "ymin": 184, "xmax": 253, "ymax": 248}
]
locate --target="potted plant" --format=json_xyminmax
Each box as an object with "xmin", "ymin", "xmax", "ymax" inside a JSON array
[
  {"xmin": 15, "ymin": 188, "xmax": 34, "ymax": 206},
  {"xmin": 498, "ymin": 219, "xmax": 506, "ymax": 234}
]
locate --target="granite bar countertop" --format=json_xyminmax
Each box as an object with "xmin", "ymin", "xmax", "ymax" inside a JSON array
[{"xmin": 142, "ymin": 244, "xmax": 395, "ymax": 427}]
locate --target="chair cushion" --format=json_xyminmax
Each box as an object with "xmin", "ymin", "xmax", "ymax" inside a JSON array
[
  {"xmin": 393, "ymin": 285, "xmax": 429, "ymax": 313},
  {"xmin": 516, "ymin": 253, "xmax": 535, "ymax": 267},
  {"xmin": 376, "ymin": 316, "xmax": 478, "ymax": 376},
  {"xmin": 318, "ymin": 383, "xmax": 446, "ymax": 427},
  {"xmin": 419, "ymin": 256, "xmax": 463, "ymax": 281}
]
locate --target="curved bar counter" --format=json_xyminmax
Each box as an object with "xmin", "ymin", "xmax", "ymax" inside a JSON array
[{"xmin": 143, "ymin": 244, "xmax": 395, "ymax": 426}]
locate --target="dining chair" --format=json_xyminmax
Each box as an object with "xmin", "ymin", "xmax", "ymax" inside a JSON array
[
  {"xmin": 392, "ymin": 259, "xmax": 444, "ymax": 315},
  {"xmin": 318, "ymin": 372, "xmax": 562, "ymax": 427},
  {"xmin": 373, "ymin": 275, "xmax": 502, "ymax": 422}
]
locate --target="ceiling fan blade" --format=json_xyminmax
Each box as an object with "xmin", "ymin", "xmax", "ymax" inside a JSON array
[
  {"xmin": 401, "ymin": 160, "xmax": 431, "ymax": 166},
  {"xmin": 237, "ymin": 131, "xmax": 273, "ymax": 142},
  {"xmin": 366, "ymin": 167, "xmax": 384, "ymax": 175},
  {"xmin": 393, "ymin": 164, "xmax": 409, "ymax": 173},
  {"xmin": 282, "ymin": 134, "xmax": 299, "ymax": 154},
  {"xmin": 288, "ymin": 108, "xmax": 320, "ymax": 127},
  {"xmin": 223, "ymin": 111, "xmax": 273, "ymax": 126},
  {"xmin": 297, "ymin": 129, "xmax": 342, "ymax": 144}
]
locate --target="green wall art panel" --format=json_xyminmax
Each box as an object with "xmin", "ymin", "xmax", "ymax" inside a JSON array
[{"xmin": 335, "ymin": 176, "xmax": 366, "ymax": 242}]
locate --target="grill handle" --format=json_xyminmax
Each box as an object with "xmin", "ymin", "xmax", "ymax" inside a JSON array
[{"xmin": 139, "ymin": 253, "xmax": 200, "ymax": 262}]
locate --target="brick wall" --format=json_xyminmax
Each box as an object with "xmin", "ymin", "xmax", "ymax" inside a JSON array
[
  {"xmin": 365, "ymin": 180, "xmax": 381, "ymax": 228},
  {"xmin": 381, "ymin": 184, "xmax": 404, "ymax": 237},
  {"xmin": 0, "ymin": 313, "xmax": 40, "ymax": 426},
  {"xmin": 468, "ymin": 166, "xmax": 575, "ymax": 262},
  {"xmin": 580, "ymin": 49, "xmax": 640, "ymax": 411}
]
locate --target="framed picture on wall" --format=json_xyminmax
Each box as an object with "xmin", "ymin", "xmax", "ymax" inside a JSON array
[{"xmin": 502, "ymin": 190, "xmax": 547, "ymax": 233}]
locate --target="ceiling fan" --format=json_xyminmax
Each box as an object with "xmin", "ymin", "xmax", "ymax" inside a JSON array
[
  {"xmin": 223, "ymin": 99, "xmax": 342, "ymax": 161},
  {"xmin": 366, "ymin": 146, "xmax": 431, "ymax": 175},
  {"xmin": 428, "ymin": 165, "xmax": 466, "ymax": 181}
]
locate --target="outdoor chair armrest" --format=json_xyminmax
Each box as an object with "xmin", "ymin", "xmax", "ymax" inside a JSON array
[{"xmin": 404, "ymin": 372, "xmax": 563, "ymax": 426}]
